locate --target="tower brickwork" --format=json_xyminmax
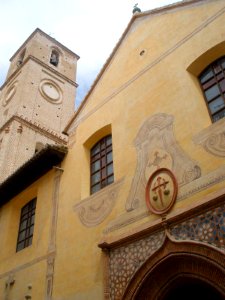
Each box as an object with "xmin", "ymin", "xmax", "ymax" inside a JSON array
[{"xmin": 0, "ymin": 28, "xmax": 79, "ymax": 182}]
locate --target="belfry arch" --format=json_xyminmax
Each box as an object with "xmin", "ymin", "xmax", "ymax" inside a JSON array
[{"xmin": 122, "ymin": 237, "xmax": 225, "ymax": 300}]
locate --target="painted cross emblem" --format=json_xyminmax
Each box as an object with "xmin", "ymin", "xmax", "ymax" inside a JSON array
[
  {"xmin": 152, "ymin": 176, "xmax": 169, "ymax": 206},
  {"xmin": 146, "ymin": 168, "xmax": 178, "ymax": 215}
]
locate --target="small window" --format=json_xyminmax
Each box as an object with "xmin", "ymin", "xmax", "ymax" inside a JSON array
[
  {"xmin": 199, "ymin": 56, "xmax": 225, "ymax": 122},
  {"xmin": 90, "ymin": 135, "xmax": 114, "ymax": 194},
  {"xmin": 16, "ymin": 198, "xmax": 36, "ymax": 252},
  {"xmin": 17, "ymin": 49, "xmax": 26, "ymax": 66},
  {"xmin": 50, "ymin": 50, "xmax": 59, "ymax": 67}
]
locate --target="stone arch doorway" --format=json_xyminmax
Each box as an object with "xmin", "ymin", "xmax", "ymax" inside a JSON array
[{"xmin": 123, "ymin": 237, "xmax": 225, "ymax": 300}]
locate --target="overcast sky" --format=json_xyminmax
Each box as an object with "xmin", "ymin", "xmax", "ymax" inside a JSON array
[{"xmin": 0, "ymin": 0, "xmax": 179, "ymax": 107}]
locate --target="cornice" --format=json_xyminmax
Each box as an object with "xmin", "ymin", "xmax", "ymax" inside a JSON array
[
  {"xmin": 10, "ymin": 28, "xmax": 80, "ymax": 62},
  {"xmin": 0, "ymin": 144, "xmax": 68, "ymax": 205},
  {"xmin": 98, "ymin": 186, "xmax": 225, "ymax": 249},
  {"xmin": 0, "ymin": 55, "xmax": 78, "ymax": 91},
  {"xmin": 0, "ymin": 115, "xmax": 68, "ymax": 144}
]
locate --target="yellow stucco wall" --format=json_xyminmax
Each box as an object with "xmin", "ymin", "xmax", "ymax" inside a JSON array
[
  {"xmin": 0, "ymin": 172, "xmax": 54, "ymax": 299},
  {"xmin": 1, "ymin": 0, "xmax": 225, "ymax": 299}
]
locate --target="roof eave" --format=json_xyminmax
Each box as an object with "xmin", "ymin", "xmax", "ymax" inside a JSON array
[{"xmin": 0, "ymin": 144, "xmax": 68, "ymax": 206}]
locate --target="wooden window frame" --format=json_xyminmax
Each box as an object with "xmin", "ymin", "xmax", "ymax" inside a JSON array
[
  {"xmin": 90, "ymin": 135, "xmax": 114, "ymax": 194},
  {"xmin": 199, "ymin": 56, "xmax": 225, "ymax": 123},
  {"xmin": 16, "ymin": 198, "xmax": 36, "ymax": 252}
]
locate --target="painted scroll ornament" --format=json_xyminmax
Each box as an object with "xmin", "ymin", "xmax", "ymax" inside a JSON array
[
  {"xmin": 126, "ymin": 113, "xmax": 201, "ymax": 211},
  {"xmin": 74, "ymin": 179, "xmax": 123, "ymax": 227}
]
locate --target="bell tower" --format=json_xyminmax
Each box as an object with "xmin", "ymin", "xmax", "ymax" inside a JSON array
[{"xmin": 0, "ymin": 28, "xmax": 79, "ymax": 182}]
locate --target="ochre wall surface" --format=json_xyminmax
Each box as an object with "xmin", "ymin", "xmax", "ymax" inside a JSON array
[
  {"xmin": 0, "ymin": 1, "xmax": 225, "ymax": 299},
  {"xmin": 0, "ymin": 172, "xmax": 54, "ymax": 299}
]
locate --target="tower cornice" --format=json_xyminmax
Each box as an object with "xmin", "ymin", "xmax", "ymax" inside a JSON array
[
  {"xmin": 9, "ymin": 28, "xmax": 80, "ymax": 62},
  {"xmin": 0, "ymin": 115, "xmax": 68, "ymax": 144},
  {"xmin": 0, "ymin": 55, "xmax": 78, "ymax": 91}
]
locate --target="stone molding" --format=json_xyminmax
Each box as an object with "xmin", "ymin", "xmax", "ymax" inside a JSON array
[
  {"xmin": 193, "ymin": 117, "xmax": 225, "ymax": 157},
  {"xmin": 126, "ymin": 113, "xmax": 201, "ymax": 211},
  {"xmin": 104, "ymin": 166, "xmax": 225, "ymax": 234},
  {"xmin": 1, "ymin": 55, "xmax": 78, "ymax": 91},
  {"xmin": 2, "ymin": 80, "xmax": 18, "ymax": 106},
  {"xmin": 0, "ymin": 70, "xmax": 21, "ymax": 91},
  {"xmin": 9, "ymin": 28, "xmax": 79, "ymax": 62},
  {"xmin": 45, "ymin": 167, "xmax": 64, "ymax": 300},
  {"xmin": 123, "ymin": 237, "xmax": 225, "ymax": 300},
  {"xmin": 42, "ymin": 69, "xmax": 65, "ymax": 84},
  {"xmin": 0, "ymin": 115, "xmax": 67, "ymax": 144},
  {"xmin": 39, "ymin": 78, "xmax": 63, "ymax": 104},
  {"xmin": 105, "ymin": 165, "xmax": 225, "ymax": 234},
  {"xmin": 74, "ymin": 178, "xmax": 124, "ymax": 227},
  {"xmin": 0, "ymin": 252, "xmax": 52, "ymax": 280}
]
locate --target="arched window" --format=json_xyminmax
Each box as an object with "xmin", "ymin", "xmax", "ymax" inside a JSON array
[
  {"xmin": 17, "ymin": 49, "xmax": 26, "ymax": 66},
  {"xmin": 90, "ymin": 135, "xmax": 114, "ymax": 194},
  {"xmin": 50, "ymin": 50, "xmax": 59, "ymax": 67},
  {"xmin": 199, "ymin": 56, "xmax": 225, "ymax": 122}
]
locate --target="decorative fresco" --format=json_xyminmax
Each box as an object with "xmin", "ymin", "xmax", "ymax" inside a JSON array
[
  {"xmin": 126, "ymin": 113, "xmax": 201, "ymax": 211},
  {"xmin": 74, "ymin": 178, "xmax": 124, "ymax": 227},
  {"xmin": 193, "ymin": 117, "xmax": 225, "ymax": 157}
]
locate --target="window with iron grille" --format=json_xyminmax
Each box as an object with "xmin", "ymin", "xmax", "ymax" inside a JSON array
[
  {"xmin": 16, "ymin": 198, "xmax": 36, "ymax": 252},
  {"xmin": 90, "ymin": 135, "xmax": 114, "ymax": 194},
  {"xmin": 199, "ymin": 56, "xmax": 225, "ymax": 122}
]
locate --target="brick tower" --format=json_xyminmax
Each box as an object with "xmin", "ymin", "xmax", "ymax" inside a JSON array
[{"xmin": 0, "ymin": 28, "xmax": 79, "ymax": 182}]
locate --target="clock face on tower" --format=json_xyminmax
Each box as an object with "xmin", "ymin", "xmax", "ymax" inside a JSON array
[{"xmin": 39, "ymin": 79, "xmax": 62, "ymax": 104}]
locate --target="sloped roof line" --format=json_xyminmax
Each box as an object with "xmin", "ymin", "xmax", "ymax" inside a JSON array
[
  {"xmin": 0, "ymin": 144, "xmax": 68, "ymax": 205},
  {"xmin": 64, "ymin": 0, "xmax": 209, "ymax": 133},
  {"xmin": 10, "ymin": 28, "xmax": 80, "ymax": 62}
]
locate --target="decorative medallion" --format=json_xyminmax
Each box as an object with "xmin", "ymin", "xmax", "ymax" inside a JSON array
[
  {"xmin": 3, "ymin": 81, "xmax": 18, "ymax": 106},
  {"xmin": 39, "ymin": 79, "xmax": 62, "ymax": 104},
  {"xmin": 146, "ymin": 168, "xmax": 178, "ymax": 214}
]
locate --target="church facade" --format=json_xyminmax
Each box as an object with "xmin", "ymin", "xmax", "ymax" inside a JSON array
[{"xmin": 0, "ymin": 0, "xmax": 225, "ymax": 299}]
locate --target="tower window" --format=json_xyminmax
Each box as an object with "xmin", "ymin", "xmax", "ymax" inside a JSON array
[
  {"xmin": 50, "ymin": 50, "xmax": 59, "ymax": 67},
  {"xmin": 199, "ymin": 56, "xmax": 225, "ymax": 122},
  {"xmin": 17, "ymin": 49, "xmax": 26, "ymax": 66},
  {"xmin": 90, "ymin": 135, "xmax": 114, "ymax": 194},
  {"xmin": 16, "ymin": 198, "xmax": 36, "ymax": 252}
]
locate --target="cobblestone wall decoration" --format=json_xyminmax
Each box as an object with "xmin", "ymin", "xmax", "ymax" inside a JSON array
[
  {"xmin": 109, "ymin": 231, "xmax": 165, "ymax": 300},
  {"xmin": 170, "ymin": 204, "xmax": 225, "ymax": 250},
  {"xmin": 126, "ymin": 113, "xmax": 201, "ymax": 211}
]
